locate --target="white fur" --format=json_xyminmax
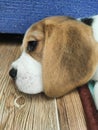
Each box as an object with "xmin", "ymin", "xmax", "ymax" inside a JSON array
[
  {"xmin": 78, "ymin": 15, "xmax": 98, "ymax": 109},
  {"xmin": 91, "ymin": 67, "xmax": 98, "ymax": 110},
  {"xmin": 10, "ymin": 52, "xmax": 43, "ymax": 94},
  {"xmin": 92, "ymin": 15, "xmax": 98, "ymax": 42},
  {"xmin": 93, "ymin": 82, "xmax": 98, "ymax": 110},
  {"xmin": 92, "ymin": 67, "xmax": 98, "ymax": 81},
  {"xmin": 78, "ymin": 15, "xmax": 98, "ymax": 42},
  {"xmin": 91, "ymin": 15, "xmax": 98, "ymax": 109}
]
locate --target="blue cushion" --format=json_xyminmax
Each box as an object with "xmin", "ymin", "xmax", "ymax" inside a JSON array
[{"xmin": 0, "ymin": 0, "xmax": 98, "ymax": 34}]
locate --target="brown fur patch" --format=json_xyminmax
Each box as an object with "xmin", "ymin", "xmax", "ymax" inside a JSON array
[
  {"xmin": 21, "ymin": 16, "xmax": 98, "ymax": 97},
  {"xmin": 61, "ymin": 26, "xmax": 92, "ymax": 82},
  {"xmin": 43, "ymin": 20, "xmax": 98, "ymax": 97}
]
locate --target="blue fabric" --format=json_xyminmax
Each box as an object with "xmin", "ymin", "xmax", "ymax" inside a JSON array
[{"xmin": 0, "ymin": 0, "xmax": 98, "ymax": 34}]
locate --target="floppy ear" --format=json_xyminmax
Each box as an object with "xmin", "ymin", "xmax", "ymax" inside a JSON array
[{"xmin": 42, "ymin": 20, "xmax": 97, "ymax": 97}]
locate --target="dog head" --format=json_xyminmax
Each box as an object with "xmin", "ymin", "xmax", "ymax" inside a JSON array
[{"xmin": 9, "ymin": 16, "xmax": 98, "ymax": 97}]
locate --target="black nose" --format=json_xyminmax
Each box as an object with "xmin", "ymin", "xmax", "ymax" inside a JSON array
[{"xmin": 9, "ymin": 68, "xmax": 17, "ymax": 79}]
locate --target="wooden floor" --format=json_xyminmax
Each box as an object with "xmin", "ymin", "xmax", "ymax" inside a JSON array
[{"xmin": 0, "ymin": 41, "xmax": 87, "ymax": 130}]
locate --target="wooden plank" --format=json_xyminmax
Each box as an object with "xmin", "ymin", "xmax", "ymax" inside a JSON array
[
  {"xmin": 1, "ymin": 94, "xmax": 59, "ymax": 130},
  {"xmin": 57, "ymin": 90, "xmax": 87, "ymax": 130},
  {"xmin": 0, "ymin": 43, "xmax": 59, "ymax": 130}
]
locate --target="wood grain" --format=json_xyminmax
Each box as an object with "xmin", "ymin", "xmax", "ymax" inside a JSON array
[
  {"xmin": 0, "ymin": 42, "xmax": 87, "ymax": 130},
  {"xmin": 57, "ymin": 91, "xmax": 87, "ymax": 130},
  {"xmin": 0, "ymin": 43, "xmax": 59, "ymax": 130}
]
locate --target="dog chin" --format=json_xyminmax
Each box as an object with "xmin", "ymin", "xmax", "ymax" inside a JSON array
[
  {"xmin": 15, "ymin": 76, "xmax": 43, "ymax": 94},
  {"xmin": 11, "ymin": 52, "xmax": 43, "ymax": 94},
  {"xmin": 15, "ymin": 73, "xmax": 43, "ymax": 94}
]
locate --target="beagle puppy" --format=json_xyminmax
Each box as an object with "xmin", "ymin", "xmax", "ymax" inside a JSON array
[{"xmin": 9, "ymin": 16, "xmax": 98, "ymax": 102}]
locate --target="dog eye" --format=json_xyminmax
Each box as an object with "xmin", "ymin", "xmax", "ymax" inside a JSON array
[{"xmin": 27, "ymin": 41, "xmax": 38, "ymax": 51}]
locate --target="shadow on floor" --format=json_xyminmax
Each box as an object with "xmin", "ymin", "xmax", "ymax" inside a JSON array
[{"xmin": 0, "ymin": 33, "xmax": 24, "ymax": 44}]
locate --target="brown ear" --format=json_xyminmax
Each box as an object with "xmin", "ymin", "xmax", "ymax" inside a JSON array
[{"xmin": 42, "ymin": 20, "xmax": 97, "ymax": 97}]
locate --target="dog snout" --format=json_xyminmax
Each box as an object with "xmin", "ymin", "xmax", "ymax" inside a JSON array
[{"xmin": 9, "ymin": 68, "xmax": 17, "ymax": 79}]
